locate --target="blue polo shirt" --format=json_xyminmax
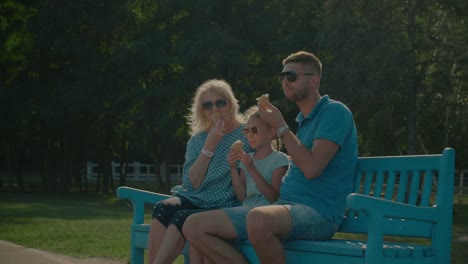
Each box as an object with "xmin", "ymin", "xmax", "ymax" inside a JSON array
[{"xmin": 279, "ymin": 95, "xmax": 358, "ymax": 225}]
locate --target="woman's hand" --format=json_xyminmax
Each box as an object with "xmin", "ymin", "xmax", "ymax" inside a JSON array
[{"xmin": 205, "ymin": 118, "xmax": 225, "ymax": 151}]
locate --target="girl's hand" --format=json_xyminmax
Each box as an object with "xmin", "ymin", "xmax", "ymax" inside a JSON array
[
  {"xmin": 227, "ymin": 148, "xmax": 239, "ymax": 167},
  {"xmin": 238, "ymin": 151, "xmax": 253, "ymax": 168}
]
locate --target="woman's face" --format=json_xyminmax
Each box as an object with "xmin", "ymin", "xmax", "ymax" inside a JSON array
[{"xmin": 200, "ymin": 92, "xmax": 230, "ymax": 123}]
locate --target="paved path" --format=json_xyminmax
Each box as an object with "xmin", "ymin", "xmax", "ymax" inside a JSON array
[{"xmin": 0, "ymin": 240, "xmax": 126, "ymax": 264}]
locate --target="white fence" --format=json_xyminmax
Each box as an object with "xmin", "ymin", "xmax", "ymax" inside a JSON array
[
  {"xmin": 457, "ymin": 169, "xmax": 467, "ymax": 197},
  {"xmin": 86, "ymin": 161, "xmax": 183, "ymax": 184}
]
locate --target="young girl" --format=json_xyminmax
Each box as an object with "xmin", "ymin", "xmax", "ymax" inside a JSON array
[{"xmin": 183, "ymin": 105, "xmax": 289, "ymax": 264}]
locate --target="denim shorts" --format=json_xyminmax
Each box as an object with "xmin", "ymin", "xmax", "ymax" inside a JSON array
[
  {"xmin": 276, "ymin": 199, "xmax": 337, "ymax": 241},
  {"xmin": 222, "ymin": 205, "xmax": 255, "ymax": 241}
]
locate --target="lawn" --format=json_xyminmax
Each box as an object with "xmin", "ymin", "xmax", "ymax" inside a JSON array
[
  {"xmin": 0, "ymin": 192, "xmax": 133, "ymax": 262},
  {"xmin": 0, "ymin": 191, "xmax": 467, "ymax": 264}
]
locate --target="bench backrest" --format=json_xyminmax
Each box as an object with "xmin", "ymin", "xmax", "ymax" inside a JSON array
[{"xmin": 338, "ymin": 148, "xmax": 455, "ymax": 239}]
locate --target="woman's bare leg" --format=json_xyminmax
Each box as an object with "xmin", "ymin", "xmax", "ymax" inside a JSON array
[{"xmin": 148, "ymin": 197, "xmax": 182, "ymax": 264}]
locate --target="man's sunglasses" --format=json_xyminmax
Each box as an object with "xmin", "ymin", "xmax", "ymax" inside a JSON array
[
  {"xmin": 278, "ymin": 71, "xmax": 314, "ymax": 82},
  {"xmin": 202, "ymin": 98, "xmax": 227, "ymax": 111},
  {"xmin": 242, "ymin": 127, "xmax": 269, "ymax": 136}
]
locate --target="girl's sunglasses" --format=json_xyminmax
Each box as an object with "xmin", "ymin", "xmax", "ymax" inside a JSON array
[
  {"xmin": 242, "ymin": 127, "xmax": 269, "ymax": 136},
  {"xmin": 202, "ymin": 98, "xmax": 227, "ymax": 111},
  {"xmin": 278, "ymin": 71, "xmax": 314, "ymax": 82}
]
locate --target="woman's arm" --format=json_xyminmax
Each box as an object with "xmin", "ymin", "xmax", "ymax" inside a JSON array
[{"xmin": 188, "ymin": 119, "xmax": 226, "ymax": 189}]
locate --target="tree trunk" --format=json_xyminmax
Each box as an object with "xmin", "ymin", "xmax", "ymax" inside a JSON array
[
  {"xmin": 16, "ymin": 157, "xmax": 23, "ymax": 192},
  {"xmin": 5, "ymin": 139, "xmax": 15, "ymax": 192},
  {"xmin": 4, "ymin": 137, "xmax": 23, "ymax": 192},
  {"xmin": 118, "ymin": 136, "xmax": 129, "ymax": 187},
  {"xmin": 406, "ymin": 0, "xmax": 418, "ymax": 155}
]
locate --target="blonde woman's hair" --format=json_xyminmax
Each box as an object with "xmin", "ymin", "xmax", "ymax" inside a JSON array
[
  {"xmin": 187, "ymin": 79, "xmax": 243, "ymax": 135},
  {"xmin": 243, "ymin": 105, "xmax": 283, "ymax": 151}
]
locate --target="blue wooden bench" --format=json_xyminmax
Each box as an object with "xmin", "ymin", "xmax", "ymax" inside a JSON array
[{"xmin": 117, "ymin": 148, "xmax": 455, "ymax": 264}]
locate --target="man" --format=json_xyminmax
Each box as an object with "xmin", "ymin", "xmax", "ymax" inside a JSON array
[{"xmin": 246, "ymin": 50, "xmax": 358, "ymax": 263}]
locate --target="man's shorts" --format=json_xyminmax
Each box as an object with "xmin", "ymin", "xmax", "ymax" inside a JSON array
[{"xmin": 276, "ymin": 199, "xmax": 337, "ymax": 240}]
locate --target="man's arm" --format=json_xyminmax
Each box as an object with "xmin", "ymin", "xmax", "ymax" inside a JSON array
[{"xmin": 281, "ymin": 131, "xmax": 339, "ymax": 179}]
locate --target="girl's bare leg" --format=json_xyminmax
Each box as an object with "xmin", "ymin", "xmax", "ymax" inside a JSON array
[
  {"xmin": 188, "ymin": 245, "xmax": 204, "ymax": 264},
  {"xmin": 154, "ymin": 225, "xmax": 186, "ymax": 264},
  {"xmin": 183, "ymin": 210, "xmax": 248, "ymax": 264},
  {"xmin": 148, "ymin": 219, "xmax": 166, "ymax": 264}
]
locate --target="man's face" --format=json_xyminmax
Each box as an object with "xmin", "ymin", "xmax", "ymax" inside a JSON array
[{"xmin": 279, "ymin": 63, "xmax": 313, "ymax": 102}]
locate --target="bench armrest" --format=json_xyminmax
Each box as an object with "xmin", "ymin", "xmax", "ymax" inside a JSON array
[
  {"xmin": 117, "ymin": 186, "xmax": 171, "ymax": 225},
  {"xmin": 346, "ymin": 193, "xmax": 441, "ymax": 263},
  {"xmin": 346, "ymin": 193, "xmax": 438, "ymax": 222}
]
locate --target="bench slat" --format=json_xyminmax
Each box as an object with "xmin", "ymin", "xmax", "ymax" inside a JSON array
[
  {"xmin": 408, "ymin": 171, "xmax": 422, "ymax": 205},
  {"xmin": 420, "ymin": 170, "xmax": 433, "ymax": 206}
]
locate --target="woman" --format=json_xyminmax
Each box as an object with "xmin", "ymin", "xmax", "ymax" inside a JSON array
[{"xmin": 148, "ymin": 79, "xmax": 249, "ymax": 264}]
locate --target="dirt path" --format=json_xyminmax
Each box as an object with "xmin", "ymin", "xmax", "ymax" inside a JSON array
[{"xmin": 0, "ymin": 240, "xmax": 127, "ymax": 264}]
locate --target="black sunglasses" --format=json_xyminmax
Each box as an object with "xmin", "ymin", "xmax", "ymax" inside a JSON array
[
  {"xmin": 278, "ymin": 71, "xmax": 314, "ymax": 82},
  {"xmin": 202, "ymin": 98, "xmax": 227, "ymax": 111},
  {"xmin": 242, "ymin": 127, "xmax": 269, "ymax": 136}
]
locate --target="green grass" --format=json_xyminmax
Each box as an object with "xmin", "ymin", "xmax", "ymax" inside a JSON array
[
  {"xmin": 0, "ymin": 192, "xmax": 133, "ymax": 262},
  {"xmin": 0, "ymin": 192, "xmax": 467, "ymax": 264}
]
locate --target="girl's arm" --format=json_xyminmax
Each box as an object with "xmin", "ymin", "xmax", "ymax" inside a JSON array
[{"xmin": 228, "ymin": 149, "xmax": 246, "ymax": 201}]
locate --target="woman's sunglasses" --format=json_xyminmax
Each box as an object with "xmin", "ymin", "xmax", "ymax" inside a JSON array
[
  {"xmin": 242, "ymin": 127, "xmax": 269, "ymax": 136},
  {"xmin": 278, "ymin": 71, "xmax": 314, "ymax": 82},
  {"xmin": 202, "ymin": 98, "xmax": 227, "ymax": 111}
]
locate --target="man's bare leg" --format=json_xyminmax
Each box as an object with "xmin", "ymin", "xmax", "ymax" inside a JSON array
[
  {"xmin": 246, "ymin": 205, "xmax": 292, "ymax": 264},
  {"xmin": 183, "ymin": 210, "xmax": 248, "ymax": 264}
]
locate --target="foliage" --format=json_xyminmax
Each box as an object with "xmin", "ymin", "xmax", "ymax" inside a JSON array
[{"xmin": 0, "ymin": 0, "xmax": 467, "ymax": 192}]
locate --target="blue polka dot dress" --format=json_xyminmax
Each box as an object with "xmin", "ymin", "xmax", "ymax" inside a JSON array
[{"xmin": 171, "ymin": 126, "xmax": 249, "ymax": 208}]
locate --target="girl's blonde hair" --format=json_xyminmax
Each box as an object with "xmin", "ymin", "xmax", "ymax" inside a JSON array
[
  {"xmin": 243, "ymin": 105, "xmax": 283, "ymax": 151},
  {"xmin": 187, "ymin": 79, "xmax": 243, "ymax": 135}
]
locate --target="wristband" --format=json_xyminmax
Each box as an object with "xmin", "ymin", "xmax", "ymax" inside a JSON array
[
  {"xmin": 201, "ymin": 149, "xmax": 214, "ymax": 158},
  {"xmin": 276, "ymin": 123, "xmax": 290, "ymax": 138}
]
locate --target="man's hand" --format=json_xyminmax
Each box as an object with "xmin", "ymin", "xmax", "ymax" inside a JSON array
[{"xmin": 257, "ymin": 102, "xmax": 286, "ymax": 129}]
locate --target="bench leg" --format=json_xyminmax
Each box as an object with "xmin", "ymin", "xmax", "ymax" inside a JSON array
[{"xmin": 131, "ymin": 246, "xmax": 144, "ymax": 264}]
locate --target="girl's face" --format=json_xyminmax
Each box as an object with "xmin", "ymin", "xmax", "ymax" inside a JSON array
[{"xmin": 243, "ymin": 117, "xmax": 273, "ymax": 150}]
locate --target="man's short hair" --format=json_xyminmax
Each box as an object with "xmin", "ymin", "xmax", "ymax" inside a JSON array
[{"xmin": 283, "ymin": 51, "xmax": 322, "ymax": 77}]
